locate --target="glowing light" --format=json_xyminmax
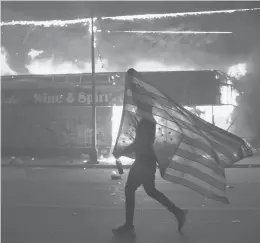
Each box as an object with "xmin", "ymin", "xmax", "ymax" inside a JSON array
[
  {"xmin": 28, "ymin": 49, "xmax": 43, "ymax": 59},
  {"xmin": 220, "ymin": 85, "xmax": 239, "ymax": 106},
  {"xmin": 88, "ymin": 18, "xmax": 98, "ymax": 48},
  {"xmin": 111, "ymin": 30, "xmax": 232, "ymax": 34},
  {"xmin": 25, "ymin": 57, "xmax": 107, "ymax": 74},
  {"xmin": 185, "ymin": 85, "xmax": 239, "ymax": 130},
  {"xmin": 0, "ymin": 18, "xmax": 93, "ymax": 27},
  {"xmin": 1, "ymin": 8, "xmax": 259, "ymax": 27},
  {"xmin": 186, "ymin": 105, "xmax": 236, "ymax": 130},
  {"xmin": 1, "ymin": 47, "xmax": 16, "ymax": 75},
  {"xmin": 111, "ymin": 106, "xmax": 123, "ymax": 146},
  {"xmin": 185, "ymin": 83, "xmax": 239, "ymax": 130},
  {"xmin": 109, "ymin": 105, "xmax": 135, "ymax": 164},
  {"xmin": 88, "ymin": 18, "xmax": 97, "ymax": 33},
  {"xmin": 228, "ymin": 63, "xmax": 247, "ymax": 79},
  {"xmin": 102, "ymin": 8, "xmax": 260, "ymax": 21}
]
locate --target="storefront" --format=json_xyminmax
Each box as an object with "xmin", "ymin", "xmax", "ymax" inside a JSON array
[{"xmin": 1, "ymin": 70, "xmax": 234, "ymax": 159}]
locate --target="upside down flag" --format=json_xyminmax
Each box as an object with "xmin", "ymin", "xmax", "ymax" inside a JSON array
[{"xmin": 113, "ymin": 68, "xmax": 253, "ymax": 204}]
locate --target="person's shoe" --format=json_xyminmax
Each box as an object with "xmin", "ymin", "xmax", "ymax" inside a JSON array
[
  {"xmin": 176, "ymin": 209, "xmax": 188, "ymax": 232},
  {"xmin": 112, "ymin": 224, "xmax": 135, "ymax": 237}
]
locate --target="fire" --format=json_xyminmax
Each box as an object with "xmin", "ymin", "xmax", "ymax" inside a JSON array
[
  {"xmin": 228, "ymin": 63, "xmax": 247, "ymax": 80},
  {"xmin": 186, "ymin": 105, "xmax": 235, "ymax": 130},
  {"xmin": 185, "ymin": 86, "xmax": 239, "ymax": 130},
  {"xmin": 112, "ymin": 105, "xmax": 123, "ymax": 146}
]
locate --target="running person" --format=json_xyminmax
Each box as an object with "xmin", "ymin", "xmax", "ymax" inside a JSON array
[{"xmin": 112, "ymin": 117, "xmax": 188, "ymax": 236}]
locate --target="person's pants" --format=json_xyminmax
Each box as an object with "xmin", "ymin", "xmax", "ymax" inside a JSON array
[{"xmin": 124, "ymin": 161, "xmax": 180, "ymax": 226}]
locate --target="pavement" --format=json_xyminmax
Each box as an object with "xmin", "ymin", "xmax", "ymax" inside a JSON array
[{"xmin": 2, "ymin": 164, "xmax": 260, "ymax": 243}]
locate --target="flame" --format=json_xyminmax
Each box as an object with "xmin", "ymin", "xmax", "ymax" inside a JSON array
[
  {"xmin": 28, "ymin": 49, "xmax": 43, "ymax": 59},
  {"xmin": 220, "ymin": 85, "xmax": 239, "ymax": 106},
  {"xmin": 228, "ymin": 63, "xmax": 247, "ymax": 79},
  {"xmin": 26, "ymin": 57, "xmax": 107, "ymax": 74},
  {"xmin": 186, "ymin": 105, "xmax": 236, "ymax": 130},
  {"xmin": 105, "ymin": 105, "xmax": 132, "ymax": 165},
  {"xmin": 1, "ymin": 47, "xmax": 16, "ymax": 75},
  {"xmin": 112, "ymin": 105, "xmax": 123, "ymax": 146},
  {"xmin": 186, "ymin": 86, "xmax": 239, "ymax": 130}
]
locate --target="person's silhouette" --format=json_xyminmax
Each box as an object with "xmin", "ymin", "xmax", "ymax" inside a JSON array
[{"xmin": 112, "ymin": 105, "xmax": 188, "ymax": 237}]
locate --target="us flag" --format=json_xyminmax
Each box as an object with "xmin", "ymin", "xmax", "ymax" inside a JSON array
[{"xmin": 113, "ymin": 68, "xmax": 253, "ymax": 204}]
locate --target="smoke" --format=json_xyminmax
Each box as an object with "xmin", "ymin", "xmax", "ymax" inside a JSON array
[{"xmin": 0, "ymin": 47, "xmax": 17, "ymax": 75}]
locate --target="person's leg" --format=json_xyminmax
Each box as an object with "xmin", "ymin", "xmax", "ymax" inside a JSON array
[
  {"xmin": 124, "ymin": 163, "xmax": 142, "ymax": 226},
  {"xmin": 112, "ymin": 162, "xmax": 141, "ymax": 234},
  {"xmin": 142, "ymin": 167, "xmax": 177, "ymax": 211},
  {"xmin": 142, "ymin": 166, "xmax": 188, "ymax": 232}
]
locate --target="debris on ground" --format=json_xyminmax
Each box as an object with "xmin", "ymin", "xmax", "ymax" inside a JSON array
[{"xmin": 111, "ymin": 170, "xmax": 122, "ymax": 180}]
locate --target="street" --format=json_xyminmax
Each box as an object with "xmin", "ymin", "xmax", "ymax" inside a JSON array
[{"xmin": 2, "ymin": 162, "xmax": 260, "ymax": 243}]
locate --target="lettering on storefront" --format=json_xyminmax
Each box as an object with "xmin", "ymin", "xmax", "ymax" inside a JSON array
[
  {"xmin": 33, "ymin": 93, "xmax": 64, "ymax": 104},
  {"xmin": 33, "ymin": 92, "xmax": 113, "ymax": 105},
  {"xmin": 77, "ymin": 92, "xmax": 111, "ymax": 105},
  {"xmin": 2, "ymin": 90, "xmax": 121, "ymax": 106}
]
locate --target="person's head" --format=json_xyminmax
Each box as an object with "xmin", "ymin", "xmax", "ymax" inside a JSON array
[{"xmin": 136, "ymin": 100, "xmax": 156, "ymax": 123}]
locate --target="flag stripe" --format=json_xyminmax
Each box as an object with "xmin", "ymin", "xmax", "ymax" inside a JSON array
[
  {"xmin": 169, "ymin": 159, "xmax": 226, "ymax": 190},
  {"xmin": 165, "ymin": 164, "xmax": 225, "ymax": 194},
  {"xmin": 180, "ymin": 135, "xmax": 231, "ymax": 167},
  {"xmin": 163, "ymin": 170, "xmax": 229, "ymax": 204},
  {"xmin": 176, "ymin": 148, "xmax": 225, "ymax": 177},
  {"xmin": 172, "ymin": 154, "xmax": 226, "ymax": 182}
]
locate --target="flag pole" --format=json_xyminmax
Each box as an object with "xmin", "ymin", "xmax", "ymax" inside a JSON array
[{"xmin": 90, "ymin": 11, "xmax": 98, "ymax": 164}]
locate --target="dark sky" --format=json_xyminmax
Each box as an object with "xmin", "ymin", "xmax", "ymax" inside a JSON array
[{"xmin": 1, "ymin": 1, "xmax": 260, "ymax": 74}]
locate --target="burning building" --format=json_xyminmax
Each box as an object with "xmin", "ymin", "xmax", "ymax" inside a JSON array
[{"xmin": 1, "ymin": 70, "xmax": 236, "ymax": 160}]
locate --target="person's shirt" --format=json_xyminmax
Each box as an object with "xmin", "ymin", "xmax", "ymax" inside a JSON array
[
  {"xmin": 114, "ymin": 119, "xmax": 157, "ymax": 165},
  {"xmin": 134, "ymin": 119, "xmax": 157, "ymax": 165}
]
